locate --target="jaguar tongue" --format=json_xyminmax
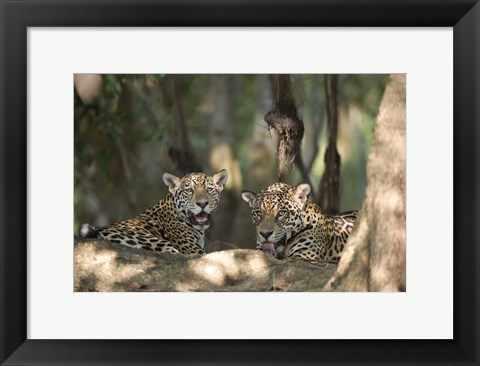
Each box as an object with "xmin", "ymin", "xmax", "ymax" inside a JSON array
[
  {"xmin": 194, "ymin": 212, "xmax": 209, "ymax": 225},
  {"xmin": 262, "ymin": 242, "xmax": 276, "ymax": 257}
]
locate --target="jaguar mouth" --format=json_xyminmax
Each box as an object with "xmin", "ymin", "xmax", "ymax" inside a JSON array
[
  {"xmin": 262, "ymin": 242, "xmax": 277, "ymax": 257},
  {"xmin": 261, "ymin": 236, "xmax": 286, "ymax": 259},
  {"xmin": 190, "ymin": 211, "xmax": 210, "ymax": 227}
]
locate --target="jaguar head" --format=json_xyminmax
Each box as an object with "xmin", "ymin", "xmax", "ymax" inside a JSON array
[
  {"xmin": 242, "ymin": 183, "xmax": 310, "ymax": 259},
  {"xmin": 163, "ymin": 169, "xmax": 228, "ymax": 230}
]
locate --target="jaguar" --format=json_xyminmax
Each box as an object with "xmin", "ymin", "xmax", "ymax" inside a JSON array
[
  {"xmin": 242, "ymin": 182, "xmax": 357, "ymax": 261},
  {"xmin": 79, "ymin": 169, "xmax": 228, "ymax": 254}
]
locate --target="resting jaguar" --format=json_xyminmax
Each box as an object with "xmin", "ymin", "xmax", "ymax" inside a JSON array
[
  {"xmin": 79, "ymin": 170, "xmax": 228, "ymax": 254},
  {"xmin": 242, "ymin": 182, "xmax": 357, "ymax": 261}
]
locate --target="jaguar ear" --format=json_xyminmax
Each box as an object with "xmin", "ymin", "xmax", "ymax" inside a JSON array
[
  {"xmin": 241, "ymin": 190, "xmax": 257, "ymax": 207},
  {"xmin": 293, "ymin": 183, "xmax": 310, "ymax": 208},
  {"xmin": 213, "ymin": 169, "xmax": 228, "ymax": 191},
  {"xmin": 163, "ymin": 172, "xmax": 181, "ymax": 194}
]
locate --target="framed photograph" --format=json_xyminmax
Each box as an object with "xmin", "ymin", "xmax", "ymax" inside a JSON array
[
  {"xmin": 1, "ymin": 1, "xmax": 479, "ymax": 365},
  {"xmin": 72, "ymin": 72, "xmax": 392, "ymax": 293}
]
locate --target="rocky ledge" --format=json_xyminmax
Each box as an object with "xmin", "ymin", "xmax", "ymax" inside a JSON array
[{"xmin": 74, "ymin": 238, "xmax": 337, "ymax": 292}]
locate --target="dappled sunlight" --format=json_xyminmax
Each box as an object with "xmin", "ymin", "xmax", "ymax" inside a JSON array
[
  {"xmin": 373, "ymin": 190, "xmax": 404, "ymax": 213},
  {"xmin": 75, "ymin": 240, "xmax": 167, "ymax": 291},
  {"xmin": 75, "ymin": 240, "xmax": 338, "ymax": 292},
  {"xmin": 188, "ymin": 260, "xmax": 233, "ymax": 286},
  {"xmin": 245, "ymin": 255, "xmax": 270, "ymax": 276},
  {"xmin": 210, "ymin": 143, "xmax": 243, "ymax": 192},
  {"xmin": 187, "ymin": 250, "xmax": 270, "ymax": 287}
]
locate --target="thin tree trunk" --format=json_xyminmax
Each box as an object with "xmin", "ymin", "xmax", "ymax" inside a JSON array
[
  {"xmin": 318, "ymin": 75, "xmax": 341, "ymax": 214},
  {"xmin": 168, "ymin": 76, "xmax": 202, "ymax": 175},
  {"xmin": 244, "ymin": 75, "xmax": 277, "ymax": 189},
  {"xmin": 304, "ymin": 74, "xmax": 323, "ymax": 172},
  {"xmin": 294, "ymin": 154, "xmax": 318, "ymax": 202}
]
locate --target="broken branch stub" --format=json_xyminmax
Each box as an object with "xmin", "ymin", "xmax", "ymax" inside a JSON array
[{"xmin": 264, "ymin": 75, "xmax": 305, "ymax": 181}]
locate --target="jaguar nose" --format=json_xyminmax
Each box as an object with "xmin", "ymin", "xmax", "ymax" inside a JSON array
[
  {"xmin": 260, "ymin": 230, "xmax": 273, "ymax": 240},
  {"xmin": 196, "ymin": 201, "xmax": 208, "ymax": 209}
]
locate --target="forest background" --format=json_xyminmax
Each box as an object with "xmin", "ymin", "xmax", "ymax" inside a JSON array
[{"xmin": 74, "ymin": 74, "xmax": 387, "ymax": 249}]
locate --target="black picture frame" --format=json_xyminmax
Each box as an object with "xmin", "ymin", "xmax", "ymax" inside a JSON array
[{"xmin": 1, "ymin": 1, "xmax": 479, "ymax": 365}]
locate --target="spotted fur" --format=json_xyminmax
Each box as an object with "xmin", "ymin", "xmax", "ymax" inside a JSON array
[
  {"xmin": 242, "ymin": 182, "xmax": 357, "ymax": 261},
  {"xmin": 79, "ymin": 170, "xmax": 228, "ymax": 254}
]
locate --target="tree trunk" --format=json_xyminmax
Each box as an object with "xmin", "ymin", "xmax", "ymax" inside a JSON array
[
  {"xmin": 303, "ymin": 74, "xmax": 324, "ymax": 172},
  {"xmin": 167, "ymin": 76, "xmax": 202, "ymax": 176},
  {"xmin": 231, "ymin": 75, "xmax": 276, "ymax": 247},
  {"xmin": 245, "ymin": 75, "xmax": 277, "ymax": 188},
  {"xmin": 324, "ymin": 74, "xmax": 406, "ymax": 292},
  {"xmin": 319, "ymin": 75, "xmax": 341, "ymax": 214},
  {"xmin": 205, "ymin": 75, "xmax": 243, "ymax": 244}
]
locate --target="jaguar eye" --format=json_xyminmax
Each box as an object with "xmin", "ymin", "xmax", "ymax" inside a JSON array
[
  {"xmin": 276, "ymin": 210, "xmax": 288, "ymax": 219},
  {"xmin": 252, "ymin": 210, "xmax": 262, "ymax": 222},
  {"xmin": 206, "ymin": 185, "xmax": 216, "ymax": 193}
]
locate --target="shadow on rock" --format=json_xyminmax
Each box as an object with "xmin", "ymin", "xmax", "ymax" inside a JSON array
[{"xmin": 74, "ymin": 237, "xmax": 337, "ymax": 292}]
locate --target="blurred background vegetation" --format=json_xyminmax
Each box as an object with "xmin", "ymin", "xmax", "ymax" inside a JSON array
[{"xmin": 74, "ymin": 74, "xmax": 387, "ymax": 248}]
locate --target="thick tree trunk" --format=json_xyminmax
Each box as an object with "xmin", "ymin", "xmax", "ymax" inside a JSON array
[{"xmin": 325, "ymin": 74, "xmax": 406, "ymax": 292}]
